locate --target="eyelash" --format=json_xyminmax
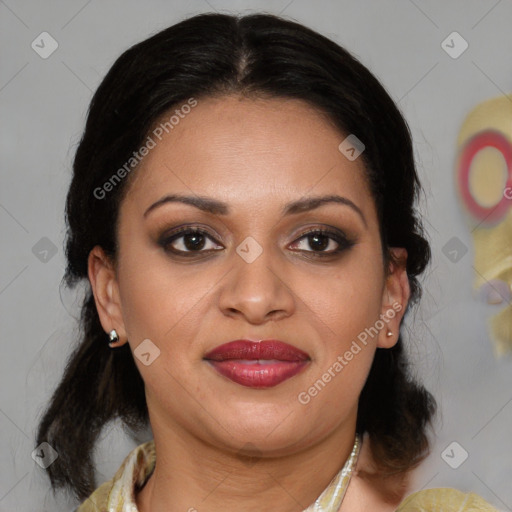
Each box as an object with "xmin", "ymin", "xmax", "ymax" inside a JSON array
[{"xmin": 158, "ymin": 226, "xmax": 355, "ymax": 259}]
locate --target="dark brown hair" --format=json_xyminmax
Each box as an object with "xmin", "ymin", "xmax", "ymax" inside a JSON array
[{"xmin": 36, "ymin": 12, "xmax": 436, "ymax": 501}]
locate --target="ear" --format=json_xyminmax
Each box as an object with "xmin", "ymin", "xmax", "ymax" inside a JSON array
[
  {"xmin": 377, "ymin": 247, "xmax": 410, "ymax": 349},
  {"xmin": 88, "ymin": 245, "xmax": 128, "ymax": 347}
]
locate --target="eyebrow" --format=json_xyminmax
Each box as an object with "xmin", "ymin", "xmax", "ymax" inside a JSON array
[{"xmin": 143, "ymin": 193, "xmax": 367, "ymax": 227}]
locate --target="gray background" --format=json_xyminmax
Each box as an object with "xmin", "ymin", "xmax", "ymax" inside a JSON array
[{"xmin": 1, "ymin": 1, "xmax": 511, "ymax": 511}]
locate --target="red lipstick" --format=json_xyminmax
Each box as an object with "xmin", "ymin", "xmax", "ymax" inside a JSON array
[{"xmin": 204, "ymin": 340, "xmax": 310, "ymax": 388}]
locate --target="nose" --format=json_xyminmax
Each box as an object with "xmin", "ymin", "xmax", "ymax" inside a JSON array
[{"xmin": 218, "ymin": 244, "xmax": 296, "ymax": 324}]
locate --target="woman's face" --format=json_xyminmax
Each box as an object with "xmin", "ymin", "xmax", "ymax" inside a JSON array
[{"xmin": 90, "ymin": 94, "xmax": 408, "ymax": 456}]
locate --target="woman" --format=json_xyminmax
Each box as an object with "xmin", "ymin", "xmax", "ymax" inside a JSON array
[{"xmin": 36, "ymin": 12, "xmax": 499, "ymax": 511}]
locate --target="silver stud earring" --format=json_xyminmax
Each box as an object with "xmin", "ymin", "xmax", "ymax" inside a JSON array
[
  {"xmin": 386, "ymin": 330, "xmax": 393, "ymax": 337},
  {"xmin": 109, "ymin": 329, "xmax": 120, "ymax": 348}
]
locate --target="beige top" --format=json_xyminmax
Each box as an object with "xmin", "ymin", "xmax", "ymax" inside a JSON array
[{"xmin": 76, "ymin": 440, "xmax": 499, "ymax": 512}]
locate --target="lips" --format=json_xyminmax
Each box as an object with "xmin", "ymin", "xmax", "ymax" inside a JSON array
[{"xmin": 204, "ymin": 340, "xmax": 310, "ymax": 388}]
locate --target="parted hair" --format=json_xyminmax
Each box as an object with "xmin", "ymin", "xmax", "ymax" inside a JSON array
[{"xmin": 36, "ymin": 12, "xmax": 436, "ymax": 501}]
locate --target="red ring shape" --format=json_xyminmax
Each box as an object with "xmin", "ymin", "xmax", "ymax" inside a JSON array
[{"xmin": 457, "ymin": 130, "xmax": 512, "ymax": 225}]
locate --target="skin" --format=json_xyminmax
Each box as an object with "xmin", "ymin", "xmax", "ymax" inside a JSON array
[{"xmin": 88, "ymin": 95, "xmax": 411, "ymax": 511}]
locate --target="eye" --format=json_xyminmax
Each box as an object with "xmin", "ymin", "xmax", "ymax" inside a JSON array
[
  {"xmin": 289, "ymin": 228, "xmax": 355, "ymax": 257},
  {"xmin": 158, "ymin": 225, "xmax": 355, "ymax": 259},
  {"xmin": 159, "ymin": 227, "xmax": 223, "ymax": 255}
]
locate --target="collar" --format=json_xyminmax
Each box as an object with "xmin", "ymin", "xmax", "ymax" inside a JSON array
[{"xmin": 106, "ymin": 435, "xmax": 361, "ymax": 511}]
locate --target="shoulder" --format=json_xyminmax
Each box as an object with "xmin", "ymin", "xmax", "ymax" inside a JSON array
[
  {"xmin": 75, "ymin": 439, "xmax": 156, "ymax": 512},
  {"xmin": 396, "ymin": 487, "xmax": 500, "ymax": 511}
]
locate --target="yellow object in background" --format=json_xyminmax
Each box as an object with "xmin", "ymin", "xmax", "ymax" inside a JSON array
[{"xmin": 455, "ymin": 94, "xmax": 512, "ymax": 356}]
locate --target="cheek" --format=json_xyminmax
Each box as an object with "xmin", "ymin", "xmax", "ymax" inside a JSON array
[
  {"xmin": 305, "ymin": 253, "xmax": 384, "ymax": 342},
  {"xmin": 295, "ymin": 264, "xmax": 380, "ymax": 429},
  {"xmin": 294, "ymin": 248, "xmax": 383, "ymax": 404},
  {"xmin": 116, "ymin": 245, "xmax": 210, "ymax": 347}
]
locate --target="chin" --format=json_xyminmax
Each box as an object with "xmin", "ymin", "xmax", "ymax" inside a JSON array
[{"xmin": 213, "ymin": 405, "xmax": 314, "ymax": 451}]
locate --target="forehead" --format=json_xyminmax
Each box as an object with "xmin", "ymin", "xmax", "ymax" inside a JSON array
[{"xmin": 121, "ymin": 95, "xmax": 374, "ymax": 218}]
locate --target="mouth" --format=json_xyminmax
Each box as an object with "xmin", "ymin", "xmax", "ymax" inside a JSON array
[{"xmin": 203, "ymin": 339, "xmax": 310, "ymax": 388}]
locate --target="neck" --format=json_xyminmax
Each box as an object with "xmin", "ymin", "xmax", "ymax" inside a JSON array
[{"xmin": 136, "ymin": 413, "xmax": 359, "ymax": 512}]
